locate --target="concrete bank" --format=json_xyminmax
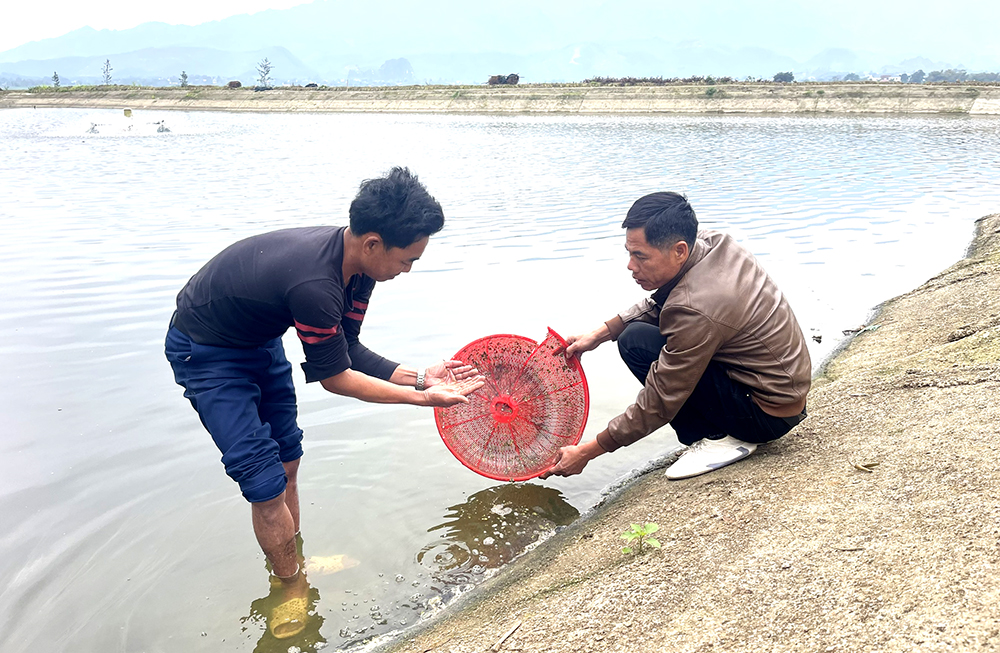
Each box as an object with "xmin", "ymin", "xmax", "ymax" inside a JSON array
[
  {"xmin": 3, "ymin": 83, "xmax": 1000, "ymax": 114},
  {"xmin": 378, "ymin": 213, "xmax": 1000, "ymax": 653}
]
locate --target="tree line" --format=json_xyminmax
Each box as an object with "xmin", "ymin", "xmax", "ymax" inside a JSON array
[{"xmin": 18, "ymin": 60, "xmax": 1000, "ymax": 92}]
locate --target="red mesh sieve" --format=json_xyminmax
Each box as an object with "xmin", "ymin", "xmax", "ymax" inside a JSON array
[{"xmin": 434, "ymin": 328, "xmax": 589, "ymax": 481}]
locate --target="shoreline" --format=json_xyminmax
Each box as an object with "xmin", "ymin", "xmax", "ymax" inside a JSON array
[
  {"xmin": 376, "ymin": 212, "xmax": 1000, "ymax": 653},
  {"xmin": 3, "ymin": 83, "xmax": 1000, "ymax": 115}
]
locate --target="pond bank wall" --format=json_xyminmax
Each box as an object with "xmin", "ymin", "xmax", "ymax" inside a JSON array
[{"xmin": 3, "ymin": 83, "xmax": 1000, "ymax": 114}]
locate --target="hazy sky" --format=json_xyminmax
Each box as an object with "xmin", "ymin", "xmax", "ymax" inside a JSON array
[
  {"xmin": 2, "ymin": 0, "xmax": 999, "ymax": 65},
  {"xmin": 0, "ymin": 0, "xmax": 313, "ymax": 52}
]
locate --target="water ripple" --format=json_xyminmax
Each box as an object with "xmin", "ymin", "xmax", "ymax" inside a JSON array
[{"xmin": 2, "ymin": 109, "xmax": 1000, "ymax": 652}]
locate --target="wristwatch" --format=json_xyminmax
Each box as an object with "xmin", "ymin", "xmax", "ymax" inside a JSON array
[{"xmin": 416, "ymin": 368, "xmax": 426, "ymax": 391}]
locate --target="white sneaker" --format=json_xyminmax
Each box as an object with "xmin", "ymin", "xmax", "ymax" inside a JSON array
[{"xmin": 665, "ymin": 435, "xmax": 758, "ymax": 480}]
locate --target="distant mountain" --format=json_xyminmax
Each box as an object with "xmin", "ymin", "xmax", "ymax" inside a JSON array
[
  {"xmin": 1, "ymin": 0, "xmax": 997, "ymax": 87},
  {"xmin": 2, "ymin": 46, "xmax": 318, "ymax": 86}
]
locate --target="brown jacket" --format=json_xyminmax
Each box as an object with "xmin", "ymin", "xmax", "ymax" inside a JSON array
[{"xmin": 597, "ymin": 230, "xmax": 811, "ymax": 453}]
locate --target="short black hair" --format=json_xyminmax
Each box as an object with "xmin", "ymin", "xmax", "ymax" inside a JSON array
[
  {"xmin": 349, "ymin": 167, "xmax": 445, "ymax": 250},
  {"xmin": 621, "ymin": 192, "xmax": 698, "ymax": 249}
]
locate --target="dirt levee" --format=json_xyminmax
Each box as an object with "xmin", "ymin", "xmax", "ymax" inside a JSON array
[
  {"xmin": 3, "ymin": 84, "xmax": 1000, "ymax": 115},
  {"xmin": 379, "ymin": 213, "xmax": 1000, "ymax": 653}
]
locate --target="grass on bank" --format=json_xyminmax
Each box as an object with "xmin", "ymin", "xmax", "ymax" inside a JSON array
[{"xmin": 7, "ymin": 78, "xmax": 1000, "ymax": 95}]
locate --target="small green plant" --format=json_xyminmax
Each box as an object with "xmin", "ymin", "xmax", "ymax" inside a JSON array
[
  {"xmin": 621, "ymin": 522, "xmax": 661, "ymax": 554},
  {"xmin": 705, "ymin": 87, "xmax": 718, "ymax": 98}
]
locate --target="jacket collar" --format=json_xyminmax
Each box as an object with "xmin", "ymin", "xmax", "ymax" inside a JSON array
[{"xmin": 650, "ymin": 237, "xmax": 708, "ymax": 305}]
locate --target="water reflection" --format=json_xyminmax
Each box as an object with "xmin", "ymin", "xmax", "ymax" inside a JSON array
[
  {"xmin": 333, "ymin": 484, "xmax": 578, "ymax": 649},
  {"xmin": 242, "ymin": 577, "xmax": 326, "ymax": 652},
  {"xmin": 421, "ymin": 483, "xmax": 580, "ymax": 579}
]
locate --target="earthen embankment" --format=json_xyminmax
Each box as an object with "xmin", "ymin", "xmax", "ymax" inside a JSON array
[
  {"xmin": 3, "ymin": 83, "xmax": 999, "ymax": 114},
  {"xmin": 377, "ymin": 212, "xmax": 1000, "ymax": 653}
]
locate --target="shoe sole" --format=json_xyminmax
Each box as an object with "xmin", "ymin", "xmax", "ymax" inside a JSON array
[{"xmin": 665, "ymin": 447, "xmax": 754, "ymax": 480}]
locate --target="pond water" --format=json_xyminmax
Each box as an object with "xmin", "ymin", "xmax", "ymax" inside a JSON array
[{"xmin": 1, "ymin": 108, "xmax": 999, "ymax": 653}]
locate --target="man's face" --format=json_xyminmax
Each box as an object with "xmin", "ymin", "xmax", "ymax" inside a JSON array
[
  {"xmin": 366, "ymin": 236, "xmax": 429, "ymax": 282},
  {"xmin": 625, "ymin": 228, "xmax": 689, "ymax": 291}
]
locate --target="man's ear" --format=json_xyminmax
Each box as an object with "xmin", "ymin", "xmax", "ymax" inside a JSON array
[
  {"xmin": 362, "ymin": 234, "xmax": 383, "ymax": 253},
  {"xmin": 671, "ymin": 240, "xmax": 690, "ymax": 262}
]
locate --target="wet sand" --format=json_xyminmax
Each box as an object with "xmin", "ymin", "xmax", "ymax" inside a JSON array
[{"xmin": 378, "ymin": 212, "xmax": 1000, "ymax": 653}]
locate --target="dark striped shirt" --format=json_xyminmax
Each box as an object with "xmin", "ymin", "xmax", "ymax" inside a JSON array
[{"xmin": 173, "ymin": 226, "xmax": 398, "ymax": 383}]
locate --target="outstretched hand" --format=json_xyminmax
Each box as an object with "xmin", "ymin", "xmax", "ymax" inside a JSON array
[
  {"xmin": 423, "ymin": 375, "xmax": 486, "ymax": 407},
  {"xmin": 425, "ymin": 359, "xmax": 481, "ymax": 387}
]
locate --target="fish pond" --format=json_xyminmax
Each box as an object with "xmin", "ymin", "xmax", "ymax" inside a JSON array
[{"xmin": 1, "ymin": 108, "xmax": 999, "ymax": 652}]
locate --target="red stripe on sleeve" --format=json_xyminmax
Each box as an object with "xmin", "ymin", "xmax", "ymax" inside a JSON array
[
  {"xmin": 294, "ymin": 320, "xmax": 338, "ymax": 335},
  {"xmin": 298, "ymin": 333, "xmax": 335, "ymax": 344}
]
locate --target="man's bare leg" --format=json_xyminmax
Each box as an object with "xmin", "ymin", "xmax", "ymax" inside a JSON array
[
  {"xmin": 252, "ymin": 493, "xmax": 298, "ymax": 579},
  {"xmin": 282, "ymin": 458, "xmax": 301, "ymax": 534}
]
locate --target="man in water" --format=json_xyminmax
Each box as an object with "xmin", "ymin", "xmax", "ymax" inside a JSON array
[
  {"xmin": 544, "ymin": 192, "xmax": 810, "ymax": 480},
  {"xmin": 165, "ymin": 168, "xmax": 483, "ymax": 635}
]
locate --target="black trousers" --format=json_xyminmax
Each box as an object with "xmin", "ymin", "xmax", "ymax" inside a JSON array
[{"xmin": 617, "ymin": 322, "xmax": 805, "ymax": 446}]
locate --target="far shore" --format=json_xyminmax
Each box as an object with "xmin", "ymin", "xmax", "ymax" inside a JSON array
[{"xmin": 3, "ymin": 82, "xmax": 1000, "ymax": 115}]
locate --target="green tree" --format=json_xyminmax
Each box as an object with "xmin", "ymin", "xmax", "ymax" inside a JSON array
[
  {"xmin": 773, "ymin": 71, "xmax": 794, "ymax": 83},
  {"xmin": 900, "ymin": 72, "xmax": 909, "ymax": 83},
  {"xmin": 52, "ymin": 71, "xmax": 60, "ymax": 88},
  {"xmin": 101, "ymin": 59, "xmax": 113, "ymax": 85},
  {"xmin": 926, "ymin": 69, "xmax": 967, "ymax": 83},
  {"xmin": 844, "ymin": 72, "xmax": 861, "ymax": 82},
  {"xmin": 256, "ymin": 58, "xmax": 273, "ymax": 88},
  {"xmin": 909, "ymin": 69, "xmax": 926, "ymax": 84},
  {"xmin": 180, "ymin": 70, "xmax": 188, "ymax": 87}
]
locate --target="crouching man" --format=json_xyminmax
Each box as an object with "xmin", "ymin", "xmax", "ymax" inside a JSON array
[{"xmin": 544, "ymin": 192, "xmax": 811, "ymax": 480}]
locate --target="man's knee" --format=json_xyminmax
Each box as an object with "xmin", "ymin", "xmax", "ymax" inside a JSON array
[
  {"xmin": 219, "ymin": 427, "xmax": 289, "ymax": 502},
  {"xmin": 251, "ymin": 491, "xmax": 288, "ymax": 516},
  {"xmin": 282, "ymin": 458, "xmax": 301, "ymax": 486},
  {"xmin": 239, "ymin": 465, "xmax": 289, "ymax": 503},
  {"xmin": 618, "ymin": 322, "xmax": 664, "ymax": 382}
]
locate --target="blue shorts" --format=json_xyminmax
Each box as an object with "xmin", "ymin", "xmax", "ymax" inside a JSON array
[{"xmin": 165, "ymin": 325, "xmax": 304, "ymax": 503}]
